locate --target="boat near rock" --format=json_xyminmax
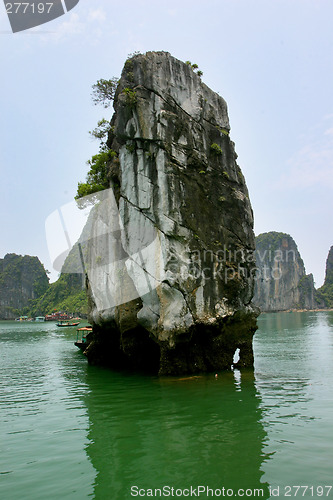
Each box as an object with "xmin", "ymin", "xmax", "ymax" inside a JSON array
[
  {"xmin": 56, "ymin": 320, "xmax": 80, "ymax": 327},
  {"xmin": 75, "ymin": 326, "xmax": 92, "ymax": 350}
]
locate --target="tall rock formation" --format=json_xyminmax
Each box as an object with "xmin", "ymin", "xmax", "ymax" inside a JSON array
[
  {"xmin": 84, "ymin": 52, "xmax": 258, "ymax": 374},
  {"xmin": 325, "ymin": 246, "xmax": 333, "ymax": 284},
  {"xmin": 253, "ymin": 232, "xmax": 316, "ymax": 311},
  {"xmin": 315, "ymin": 246, "xmax": 333, "ymax": 308},
  {"xmin": 0, "ymin": 253, "xmax": 49, "ymax": 319}
]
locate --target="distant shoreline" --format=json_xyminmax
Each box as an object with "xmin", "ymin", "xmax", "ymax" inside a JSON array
[
  {"xmin": 259, "ymin": 308, "xmax": 333, "ymax": 314},
  {"xmin": 2, "ymin": 308, "xmax": 333, "ymax": 322}
]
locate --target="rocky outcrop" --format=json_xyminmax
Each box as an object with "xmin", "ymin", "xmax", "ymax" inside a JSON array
[
  {"xmin": 315, "ymin": 246, "xmax": 333, "ymax": 308},
  {"xmin": 253, "ymin": 232, "xmax": 316, "ymax": 311},
  {"xmin": 0, "ymin": 253, "xmax": 49, "ymax": 319},
  {"xmin": 84, "ymin": 51, "xmax": 258, "ymax": 374},
  {"xmin": 325, "ymin": 246, "xmax": 333, "ymax": 283},
  {"xmin": 31, "ymin": 241, "xmax": 87, "ymax": 317}
]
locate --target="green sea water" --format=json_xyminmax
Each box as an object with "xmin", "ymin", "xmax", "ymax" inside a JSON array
[{"xmin": 0, "ymin": 312, "xmax": 333, "ymax": 499}]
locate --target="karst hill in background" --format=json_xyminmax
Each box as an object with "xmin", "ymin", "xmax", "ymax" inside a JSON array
[
  {"xmin": 253, "ymin": 232, "xmax": 331, "ymax": 312},
  {"xmin": 0, "ymin": 253, "xmax": 49, "ymax": 319}
]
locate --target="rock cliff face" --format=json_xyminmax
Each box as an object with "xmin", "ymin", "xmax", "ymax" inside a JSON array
[
  {"xmin": 0, "ymin": 253, "xmax": 49, "ymax": 319},
  {"xmin": 325, "ymin": 246, "xmax": 333, "ymax": 283},
  {"xmin": 84, "ymin": 52, "xmax": 258, "ymax": 374},
  {"xmin": 315, "ymin": 246, "xmax": 333, "ymax": 308},
  {"xmin": 253, "ymin": 232, "xmax": 316, "ymax": 312}
]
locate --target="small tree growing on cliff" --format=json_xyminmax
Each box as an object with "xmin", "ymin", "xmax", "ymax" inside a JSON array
[
  {"xmin": 89, "ymin": 118, "xmax": 112, "ymax": 152},
  {"xmin": 91, "ymin": 78, "xmax": 119, "ymax": 108},
  {"xmin": 89, "ymin": 78, "xmax": 119, "ymax": 148},
  {"xmin": 89, "ymin": 118, "xmax": 111, "ymax": 141},
  {"xmin": 76, "ymin": 77, "xmax": 120, "ymax": 203}
]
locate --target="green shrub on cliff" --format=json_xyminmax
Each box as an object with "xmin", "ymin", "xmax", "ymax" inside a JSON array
[
  {"xmin": 210, "ymin": 143, "xmax": 223, "ymax": 155},
  {"xmin": 122, "ymin": 87, "xmax": 137, "ymax": 108},
  {"xmin": 185, "ymin": 61, "xmax": 203, "ymax": 76},
  {"xmin": 75, "ymin": 150, "xmax": 117, "ymax": 201}
]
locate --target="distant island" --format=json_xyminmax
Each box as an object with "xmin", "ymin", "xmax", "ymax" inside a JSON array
[
  {"xmin": 253, "ymin": 232, "xmax": 332, "ymax": 312},
  {"xmin": 0, "ymin": 253, "xmax": 49, "ymax": 320},
  {"xmin": 1, "ymin": 235, "xmax": 332, "ymax": 320},
  {"xmin": 0, "ymin": 251, "xmax": 87, "ymax": 320},
  {"xmin": 315, "ymin": 245, "xmax": 333, "ymax": 308}
]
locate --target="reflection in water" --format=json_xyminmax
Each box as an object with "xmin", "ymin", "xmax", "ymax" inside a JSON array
[
  {"xmin": 254, "ymin": 311, "xmax": 333, "ymax": 490},
  {"xmin": 84, "ymin": 368, "xmax": 270, "ymax": 499}
]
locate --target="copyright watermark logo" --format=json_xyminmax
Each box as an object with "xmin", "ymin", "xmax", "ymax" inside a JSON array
[
  {"xmin": 3, "ymin": 0, "xmax": 80, "ymax": 33},
  {"xmin": 45, "ymin": 188, "xmax": 166, "ymax": 311}
]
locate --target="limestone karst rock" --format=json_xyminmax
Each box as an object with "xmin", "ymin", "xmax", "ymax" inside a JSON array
[
  {"xmin": 0, "ymin": 253, "xmax": 49, "ymax": 319},
  {"xmin": 84, "ymin": 51, "xmax": 258, "ymax": 374},
  {"xmin": 315, "ymin": 245, "xmax": 333, "ymax": 308},
  {"xmin": 324, "ymin": 246, "xmax": 333, "ymax": 285},
  {"xmin": 253, "ymin": 232, "xmax": 316, "ymax": 312}
]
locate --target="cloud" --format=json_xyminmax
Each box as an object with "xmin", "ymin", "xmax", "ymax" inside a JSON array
[
  {"xmin": 55, "ymin": 12, "xmax": 84, "ymax": 37},
  {"xmin": 280, "ymin": 120, "xmax": 333, "ymax": 190},
  {"xmin": 88, "ymin": 9, "xmax": 106, "ymax": 23},
  {"xmin": 37, "ymin": 7, "xmax": 107, "ymax": 42},
  {"xmin": 324, "ymin": 127, "xmax": 333, "ymax": 137}
]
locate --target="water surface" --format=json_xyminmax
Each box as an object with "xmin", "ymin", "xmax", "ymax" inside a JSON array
[{"xmin": 1, "ymin": 312, "xmax": 333, "ymax": 499}]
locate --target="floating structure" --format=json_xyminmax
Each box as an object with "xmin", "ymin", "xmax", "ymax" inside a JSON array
[
  {"xmin": 45, "ymin": 312, "xmax": 73, "ymax": 321},
  {"xmin": 75, "ymin": 326, "xmax": 92, "ymax": 350},
  {"xmin": 56, "ymin": 320, "xmax": 80, "ymax": 327}
]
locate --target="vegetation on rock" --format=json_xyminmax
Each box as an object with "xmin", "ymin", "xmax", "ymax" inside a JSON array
[
  {"xmin": 122, "ymin": 87, "xmax": 137, "ymax": 108},
  {"xmin": 91, "ymin": 78, "xmax": 119, "ymax": 108},
  {"xmin": 75, "ymin": 149, "xmax": 117, "ymax": 201},
  {"xmin": 210, "ymin": 143, "xmax": 223, "ymax": 155},
  {"xmin": 185, "ymin": 60, "xmax": 203, "ymax": 76},
  {"xmin": 30, "ymin": 273, "xmax": 87, "ymax": 317}
]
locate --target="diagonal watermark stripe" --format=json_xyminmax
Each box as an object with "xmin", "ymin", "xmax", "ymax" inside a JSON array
[
  {"xmin": 45, "ymin": 188, "xmax": 166, "ymax": 310},
  {"xmin": 3, "ymin": 0, "xmax": 80, "ymax": 33}
]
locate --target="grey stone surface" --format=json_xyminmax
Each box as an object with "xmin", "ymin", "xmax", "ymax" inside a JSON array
[
  {"xmin": 85, "ymin": 52, "xmax": 258, "ymax": 374},
  {"xmin": 253, "ymin": 232, "xmax": 316, "ymax": 311}
]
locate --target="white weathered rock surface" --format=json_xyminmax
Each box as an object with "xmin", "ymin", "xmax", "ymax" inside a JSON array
[{"xmin": 85, "ymin": 52, "xmax": 258, "ymax": 374}]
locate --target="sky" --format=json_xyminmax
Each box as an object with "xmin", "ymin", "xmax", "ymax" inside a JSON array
[{"xmin": 1, "ymin": 0, "xmax": 333, "ymax": 286}]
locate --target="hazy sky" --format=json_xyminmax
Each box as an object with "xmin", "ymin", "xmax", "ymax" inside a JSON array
[{"xmin": 1, "ymin": 0, "xmax": 333, "ymax": 285}]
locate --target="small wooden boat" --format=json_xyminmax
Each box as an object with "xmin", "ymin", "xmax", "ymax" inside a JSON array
[
  {"xmin": 56, "ymin": 320, "xmax": 80, "ymax": 327},
  {"xmin": 75, "ymin": 326, "xmax": 92, "ymax": 350}
]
